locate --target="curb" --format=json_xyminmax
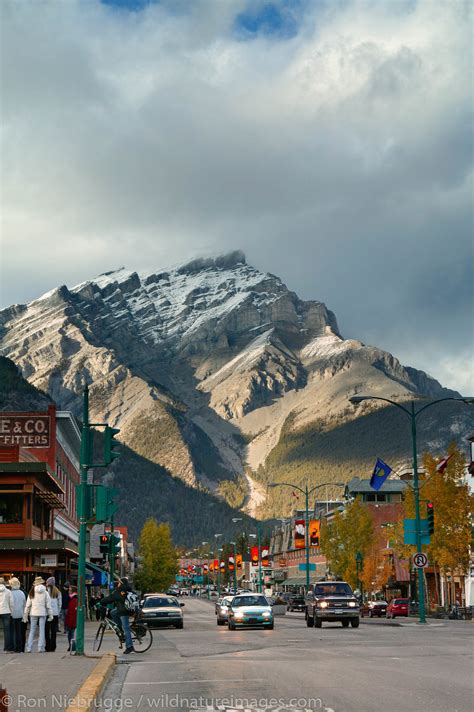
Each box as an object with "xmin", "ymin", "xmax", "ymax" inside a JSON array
[
  {"xmin": 360, "ymin": 619, "xmax": 401, "ymax": 627},
  {"xmin": 65, "ymin": 654, "xmax": 116, "ymax": 712}
]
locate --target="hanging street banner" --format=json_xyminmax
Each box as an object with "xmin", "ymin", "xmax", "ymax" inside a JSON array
[
  {"xmin": 295, "ymin": 519, "xmax": 305, "ymax": 549},
  {"xmin": 309, "ymin": 520, "xmax": 321, "ymax": 546},
  {"xmin": 261, "ymin": 547, "xmax": 270, "ymax": 567},
  {"xmin": 220, "ymin": 561, "xmax": 225, "ymax": 572},
  {"xmin": 228, "ymin": 555, "xmax": 235, "ymax": 571},
  {"xmin": 251, "ymin": 546, "xmax": 259, "ymax": 566},
  {"xmin": 370, "ymin": 458, "xmax": 392, "ymax": 491},
  {"xmin": 236, "ymin": 554, "xmax": 243, "ymax": 570}
]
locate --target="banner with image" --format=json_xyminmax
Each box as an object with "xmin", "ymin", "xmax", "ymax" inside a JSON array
[
  {"xmin": 309, "ymin": 519, "xmax": 321, "ymax": 547},
  {"xmin": 295, "ymin": 519, "xmax": 305, "ymax": 549},
  {"xmin": 251, "ymin": 546, "xmax": 259, "ymax": 566}
]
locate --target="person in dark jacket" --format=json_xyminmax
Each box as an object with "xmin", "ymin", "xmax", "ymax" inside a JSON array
[
  {"xmin": 97, "ymin": 578, "xmax": 135, "ymax": 654},
  {"xmin": 65, "ymin": 586, "xmax": 78, "ymax": 653}
]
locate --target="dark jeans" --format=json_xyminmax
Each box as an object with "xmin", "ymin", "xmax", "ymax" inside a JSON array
[
  {"xmin": 1, "ymin": 613, "xmax": 13, "ymax": 651},
  {"xmin": 45, "ymin": 615, "xmax": 58, "ymax": 651},
  {"xmin": 66, "ymin": 626, "xmax": 76, "ymax": 652},
  {"xmin": 9, "ymin": 617, "xmax": 24, "ymax": 653},
  {"xmin": 110, "ymin": 608, "xmax": 133, "ymax": 649}
]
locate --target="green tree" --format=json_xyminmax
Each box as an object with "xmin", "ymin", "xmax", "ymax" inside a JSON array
[
  {"xmin": 134, "ymin": 518, "xmax": 178, "ymax": 594},
  {"xmin": 320, "ymin": 499, "xmax": 374, "ymax": 588}
]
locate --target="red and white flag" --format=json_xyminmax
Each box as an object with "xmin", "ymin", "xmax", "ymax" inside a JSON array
[{"xmin": 436, "ymin": 454, "xmax": 453, "ymax": 473}]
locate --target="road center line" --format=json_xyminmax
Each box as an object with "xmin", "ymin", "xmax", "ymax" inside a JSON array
[{"xmin": 124, "ymin": 679, "xmax": 265, "ymax": 686}]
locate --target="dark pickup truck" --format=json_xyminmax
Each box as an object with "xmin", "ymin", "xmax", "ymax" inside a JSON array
[{"xmin": 305, "ymin": 581, "xmax": 360, "ymax": 629}]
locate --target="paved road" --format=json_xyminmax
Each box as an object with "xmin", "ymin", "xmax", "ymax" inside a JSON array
[{"xmin": 104, "ymin": 598, "xmax": 473, "ymax": 712}]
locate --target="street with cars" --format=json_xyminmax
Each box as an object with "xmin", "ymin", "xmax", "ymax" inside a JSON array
[{"xmin": 102, "ymin": 597, "xmax": 474, "ymax": 712}]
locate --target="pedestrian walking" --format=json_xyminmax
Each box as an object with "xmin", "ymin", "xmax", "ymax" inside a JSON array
[
  {"xmin": 9, "ymin": 578, "xmax": 26, "ymax": 653},
  {"xmin": 23, "ymin": 577, "xmax": 53, "ymax": 653},
  {"xmin": 65, "ymin": 585, "xmax": 78, "ymax": 653},
  {"xmin": 45, "ymin": 577, "xmax": 62, "ymax": 652},
  {"xmin": 0, "ymin": 577, "xmax": 14, "ymax": 652},
  {"xmin": 60, "ymin": 582, "xmax": 70, "ymax": 633}
]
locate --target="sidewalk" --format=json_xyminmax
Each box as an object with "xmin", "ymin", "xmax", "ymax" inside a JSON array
[{"xmin": 0, "ymin": 620, "xmax": 119, "ymax": 710}]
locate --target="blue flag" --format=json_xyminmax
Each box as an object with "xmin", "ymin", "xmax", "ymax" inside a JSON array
[{"xmin": 370, "ymin": 458, "xmax": 392, "ymax": 491}]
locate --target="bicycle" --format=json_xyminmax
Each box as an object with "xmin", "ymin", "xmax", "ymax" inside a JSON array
[{"xmin": 93, "ymin": 611, "xmax": 153, "ymax": 653}]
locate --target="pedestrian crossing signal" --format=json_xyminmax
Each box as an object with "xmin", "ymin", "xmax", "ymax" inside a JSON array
[{"xmin": 99, "ymin": 534, "xmax": 109, "ymax": 553}]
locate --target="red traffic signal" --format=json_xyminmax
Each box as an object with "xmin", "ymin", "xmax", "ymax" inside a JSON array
[{"xmin": 426, "ymin": 502, "xmax": 435, "ymax": 535}]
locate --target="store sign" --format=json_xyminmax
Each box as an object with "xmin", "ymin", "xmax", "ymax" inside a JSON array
[
  {"xmin": 40, "ymin": 555, "xmax": 58, "ymax": 567},
  {"xmin": 0, "ymin": 415, "xmax": 51, "ymax": 448}
]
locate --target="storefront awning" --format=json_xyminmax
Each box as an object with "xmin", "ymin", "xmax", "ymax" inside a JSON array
[
  {"xmin": 85, "ymin": 561, "xmax": 109, "ymax": 586},
  {"xmin": 283, "ymin": 576, "xmax": 320, "ymax": 586}
]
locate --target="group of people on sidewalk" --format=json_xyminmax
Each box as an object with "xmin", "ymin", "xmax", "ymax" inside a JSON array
[{"xmin": 0, "ymin": 576, "xmax": 78, "ymax": 653}]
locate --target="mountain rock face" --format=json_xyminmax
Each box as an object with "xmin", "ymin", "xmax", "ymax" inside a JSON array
[{"xmin": 0, "ymin": 251, "xmax": 467, "ymax": 514}]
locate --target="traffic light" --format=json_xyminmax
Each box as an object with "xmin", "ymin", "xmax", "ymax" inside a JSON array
[
  {"xmin": 95, "ymin": 485, "xmax": 118, "ymax": 523},
  {"xmin": 104, "ymin": 426, "xmax": 120, "ymax": 465},
  {"xmin": 99, "ymin": 534, "xmax": 109, "ymax": 554},
  {"xmin": 427, "ymin": 502, "xmax": 435, "ymax": 534},
  {"xmin": 109, "ymin": 533, "xmax": 121, "ymax": 556}
]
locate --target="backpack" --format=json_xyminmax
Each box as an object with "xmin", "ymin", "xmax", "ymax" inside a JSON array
[{"xmin": 123, "ymin": 590, "xmax": 140, "ymax": 614}]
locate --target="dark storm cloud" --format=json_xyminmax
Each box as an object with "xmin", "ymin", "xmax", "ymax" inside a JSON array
[{"xmin": 0, "ymin": 0, "xmax": 472, "ymax": 393}]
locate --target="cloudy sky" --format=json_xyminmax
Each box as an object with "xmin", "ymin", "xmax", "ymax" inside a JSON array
[{"xmin": 1, "ymin": 0, "xmax": 472, "ymax": 394}]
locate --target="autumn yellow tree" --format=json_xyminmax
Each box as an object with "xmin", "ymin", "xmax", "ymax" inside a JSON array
[
  {"xmin": 396, "ymin": 443, "xmax": 473, "ymax": 596},
  {"xmin": 321, "ymin": 499, "xmax": 374, "ymax": 588}
]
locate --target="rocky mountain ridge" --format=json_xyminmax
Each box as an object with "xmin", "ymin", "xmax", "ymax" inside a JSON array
[{"xmin": 0, "ymin": 251, "xmax": 469, "ymax": 516}]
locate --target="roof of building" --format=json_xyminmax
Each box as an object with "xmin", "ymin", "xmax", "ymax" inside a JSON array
[{"xmin": 345, "ymin": 477, "xmax": 408, "ymax": 494}]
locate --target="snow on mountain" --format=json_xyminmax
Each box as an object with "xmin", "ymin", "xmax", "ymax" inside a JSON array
[{"xmin": 0, "ymin": 251, "xmax": 462, "ymax": 505}]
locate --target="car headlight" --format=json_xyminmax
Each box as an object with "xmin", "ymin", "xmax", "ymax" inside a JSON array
[
  {"xmin": 262, "ymin": 611, "xmax": 271, "ymax": 618},
  {"xmin": 348, "ymin": 601, "xmax": 357, "ymax": 607},
  {"xmin": 319, "ymin": 601, "xmax": 328, "ymax": 608},
  {"xmin": 234, "ymin": 610, "xmax": 244, "ymax": 618},
  {"xmin": 221, "ymin": 606, "xmax": 228, "ymax": 612}
]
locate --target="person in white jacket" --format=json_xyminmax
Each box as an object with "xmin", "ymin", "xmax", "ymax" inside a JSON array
[
  {"xmin": 0, "ymin": 577, "xmax": 14, "ymax": 652},
  {"xmin": 23, "ymin": 577, "xmax": 53, "ymax": 653},
  {"xmin": 9, "ymin": 578, "xmax": 26, "ymax": 653},
  {"xmin": 45, "ymin": 577, "xmax": 62, "ymax": 652}
]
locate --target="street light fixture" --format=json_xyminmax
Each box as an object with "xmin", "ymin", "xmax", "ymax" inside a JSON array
[
  {"xmin": 349, "ymin": 393, "xmax": 473, "ymax": 624},
  {"xmin": 269, "ymin": 480, "xmax": 345, "ymax": 590}
]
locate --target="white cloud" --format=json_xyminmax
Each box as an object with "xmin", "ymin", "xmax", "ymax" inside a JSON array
[{"xmin": 0, "ymin": 0, "xmax": 472, "ymax": 392}]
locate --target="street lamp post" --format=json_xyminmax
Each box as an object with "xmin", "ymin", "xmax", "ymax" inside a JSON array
[
  {"xmin": 214, "ymin": 534, "xmax": 222, "ymax": 596},
  {"xmin": 355, "ymin": 551, "xmax": 363, "ymax": 603},
  {"xmin": 249, "ymin": 523, "xmax": 263, "ymax": 593},
  {"xmin": 270, "ymin": 481, "xmax": 345, "ymax": 590},
  {"xmin": 202, "ymin": 542, "xmax": 209, "ymax": 598},
  {"xmin": 229, "ymin": 541, "xmax": 237, "ymax": 592},
  {"xmin": 349, "ymin": 394, "xmax": 473, "ymax": 624}
]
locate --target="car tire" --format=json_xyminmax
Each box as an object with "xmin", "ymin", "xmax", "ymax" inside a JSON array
[
  {"xmin": 342, "ymin": 621, "xmax": 350, "ymax": 627},
  {"xmin": 217, "ymin": 619, "xmax": 224, "ymax": 626},
  {"xmin": 266, "ymin": 623, "xmax": 274, "ymax": 630},
  {"xmin": 314, "ymin": 617, "xmax": 322, "ymax": 628},
  {"xmin": 306, "ymin": 610, "xmax": 314, "ymax": 627},
  {"xmin": 351, "ymin": 618, "xmax": 360, "ymax": 628},
  {"xmin": 228, "ymin": 620, "xmax": 236, "ymax": 631},
  {"xmin": 175, "ymin": 621, "xmax": 184, "ymax": 629}
]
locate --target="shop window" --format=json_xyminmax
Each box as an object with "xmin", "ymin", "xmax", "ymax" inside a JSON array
[
  {"xmin": 366, "ymin": 493, "xmax": 376, "ymax": 502},
  {"xmin": 0, "ymin": 494, "xmax": 23, "ymax": 524}
]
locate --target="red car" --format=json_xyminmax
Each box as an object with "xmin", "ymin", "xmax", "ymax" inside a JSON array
[{"xmin": 386, "ymin": 598, "xmax": 409, "ymax": 618}]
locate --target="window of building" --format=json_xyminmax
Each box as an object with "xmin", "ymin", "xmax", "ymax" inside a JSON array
[
  {"xmin": 366, "ymin": 493, "xmax": 376, "ymax": 502},
  {"xmin": 0, "ymin": 494, "xmax": 23, "ymax": 523},
  {"xmin": 377, "ymin": 493, "xmax": 387, "ymax": 502}
]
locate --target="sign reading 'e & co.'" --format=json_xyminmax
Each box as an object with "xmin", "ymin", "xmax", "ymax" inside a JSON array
[{"xmin": 0, "ymin": 415, "xmax": 51, "ymax": 448}]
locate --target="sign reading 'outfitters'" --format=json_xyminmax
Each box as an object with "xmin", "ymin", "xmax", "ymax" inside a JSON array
[{"xmin": 0, "ymin": 415, "xmax": 51, "ymax": 448}]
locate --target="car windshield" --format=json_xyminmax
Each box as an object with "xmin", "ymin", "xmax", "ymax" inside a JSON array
[
  {"xmin": 143, "ymin": 597, "xmax": 178, "ymax": 608},
  {"xmin": 232, "ymin": 595, "xmax": 268, "ymax": 607},
  {"xmin": 314, "ymin": 584, "xmax": 352, "ymax": 596},
  {"xmin": 393, "ymin": 599, "xmax": 409, "ymax": 604}
]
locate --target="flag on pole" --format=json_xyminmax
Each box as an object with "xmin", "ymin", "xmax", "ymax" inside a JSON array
[
  {"xmin": 370, "ymin": 458, "xmax": 392, "ymax": 491},
  {"xmin": 436, "ymin": 454, "xmax": 453, "ymax": 473}
]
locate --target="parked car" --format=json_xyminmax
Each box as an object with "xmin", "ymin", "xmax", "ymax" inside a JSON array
[
  {"xmin": 140, "ymin": 594, "xmax": 185, "ymax": 628},
  {"xmin": 305, "ymin": 581, "xmax": 360, "ymax": 629},
  {"xmin": 216, "ymin": 596, "xmax": 234, "ymax": 625},
  {"xmin": 227, "ymin": 594, "xmax": 274, "ymax": 630},
  {"xmin": 360, "ymin": 601, "xmax": 388, "ymax": 618},
  {"xmin": 386, "ymin": 598, "xmax": 409, "ymax": 618},
  {"xmin": 287, "ymin": 595, "xmax": 306, "ymax": 612}
]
